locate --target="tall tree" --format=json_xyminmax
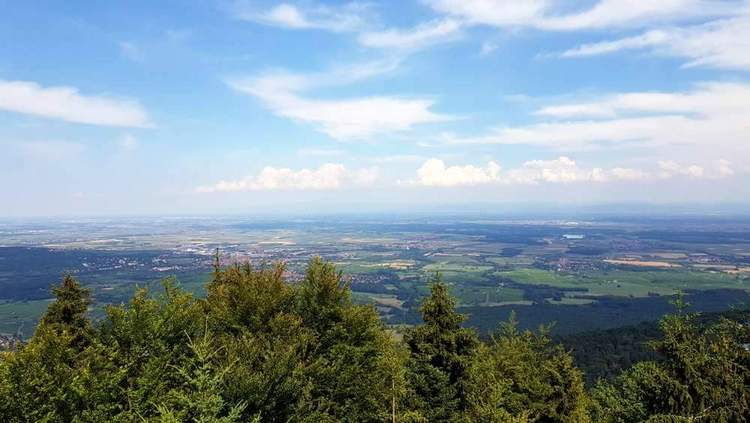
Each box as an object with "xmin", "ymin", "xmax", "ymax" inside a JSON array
[
  {"xmin": 405, "ymin": 275, "xmax": 479, "ymax": 421},
  {"xmin": 591, "ymin": 301, "xmax": 750, "ymax": 422},
  {"xmin": 463, "ymin": 314, "xmax": 590, "ymax": 422},
  {"xmin": 0, "ymin": 275, "xmax": 115, "ymax": 421},
  {"xmin": 39, "ymin": 274, "xmax": 93, "ymax": 348},
  {"xmin": 294, "ymin": 257, "xmax": 402, "ymax": 422}
]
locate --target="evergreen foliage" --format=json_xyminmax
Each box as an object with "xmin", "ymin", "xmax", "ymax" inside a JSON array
[
  {"xmin": 463, "ymin": 314, "xmax": 589, "ymax": 422},
  {"xmin": 591, "ymin": 301, "xmax": 750, "ymax": 422},
  {"xmin": 0, "ymin": 260, "xmax": 749, "ymax": 422},
  {"xmin": 404, "ymin": 276, "xmax": 479, "ymax": 421}
]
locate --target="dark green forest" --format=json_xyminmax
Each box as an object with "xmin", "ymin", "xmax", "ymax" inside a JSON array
[{"xmin": 1, "ymin": 258, "xmax": 749, "ymax": 422}]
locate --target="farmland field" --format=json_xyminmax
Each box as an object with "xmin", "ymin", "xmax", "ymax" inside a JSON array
[{"xmin": 2, "ymin": 214, "xmax": 750, "ymax": 337}]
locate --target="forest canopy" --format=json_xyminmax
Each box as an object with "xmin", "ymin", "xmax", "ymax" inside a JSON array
[{"xmin": 1, "ymin": 257, "xmax": 749, "ymax": 422}]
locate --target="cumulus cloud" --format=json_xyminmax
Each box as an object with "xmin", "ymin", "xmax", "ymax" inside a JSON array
[
  {"xmin": 716, "ymin": 159, "xmax": 735, "ymax": 177},
  {"xmin": 228, "ymin": 61, "xmax": 449, "ymax": 139},
  {"xmin": 503, "ymin": 157, "xmax": 651, "ymax": 184},
  {"xmin": 0, "ymin": 80, "xmax": 151, "ymax": 128},
  {"xmin": 196, "ymin": 163, "xmax": 378, "ymax": 193},
  {"xmin": 505, "ymin": 156, "xmax": 598, "ymax": 184},
  {"xmin": 232, "ymin": 1, "xmax": 370, "ymax": 32},
  {"xmin": 448, "ymin": 82, "xmax": 750, "ymax": 150},
  {"xmin": 413, "ymin": 158, "xmax": 501, "ymax": 187},
  {"xmin": 408, "ymin": 156, "xmax": 736, "ymax": 187},
  {"xmin": 559, "ymin": 13, "xmax": 750, "ymax": 70},
  {"xmin": 658, "ymin": 159, "xmax": 736, "ymax": 179},
  {"xmin": 358, "ymin": 19, "xmax": 462, "ymax": 50},
  {"xmin": 609, "ymin": 167, "xmax": 650, "ymax": 181}
]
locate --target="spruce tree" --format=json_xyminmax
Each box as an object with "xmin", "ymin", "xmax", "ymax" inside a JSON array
[
  {"xmin": 39, "ymin": 274, "xmax": 93, "ymax": 348},
  {"xmin": 463, "ymin": 314, "xmax": 590, "ymax": 422},
  {"xmin": 405, "ymin": 274, "xmax": 479, "ymax": 421},
  {"xmin": 591, "ymin": 303, "xmax": 750, "ymax": 422}
]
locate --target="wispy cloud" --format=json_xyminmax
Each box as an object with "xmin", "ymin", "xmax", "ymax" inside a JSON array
[
  {"xmin": 358, "ymin": 19, "xmax": 462, "ymax": 51},
  {"xmin": 447, "ymin": 82, "xmax": 750, "ymax": 150},
  {"xmin": 559, "ymin": 30, "xmax": 671, "ymax": 58},
  {"xmin": 425, "ymin": 0, "xmax": 740, "ymax": 30},
  {"xmin": 231, "ymin": 1, "xmax": 371, "ymax": 32},
  {"xmin": 227, "ymin": 61, "xmax": 450, "ymax": 139},
  {"xmin": 425, "ymin": 0, "xmax": 546, "ymax": 28},
  {"xmin": 196, "ymin": 163, "xmax": 378, "ymax": 192},
  {"xmin": 0, "ymin": 80, "xmax": 151, "ymax": 128},
  {"xmin": 537, "ymin": 0, "xmax": 736, "ymax": 31},
  {"xmin": 559, "ymin": 13, "xmax": 750, "ymax": 70}
]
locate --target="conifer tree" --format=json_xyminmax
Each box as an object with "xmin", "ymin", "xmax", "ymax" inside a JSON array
[
  {"xmin": 463, "ymin": 314, "xmax": 590, "ymax": 422},
  {"xmin": 39, "ymin": 274, "xmax": 93, "ymax": 348},
  {"xmin": 591, "ymin": 300, "xmax": 750, "ymax": 422},
  {"xmin": 156, "ymin": 330, "xmax": 247, "ymax": 423},
  {"xmin": 405, "ymin": 274, "xmax": 479, "ymax": 421},
  {"xmin": 0, "ymin": 275, "xmax": 110, "ymax": 421}
]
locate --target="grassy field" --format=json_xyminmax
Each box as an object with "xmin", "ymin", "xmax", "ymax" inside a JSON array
[
  {"xmin": 496, "ymin": 268, "xmax": 750, "ymax": 298},
  {"xmin": 0, "ymin": 299, "xmax": 52, "ymax": 334},
  {"xmin": 450, "ymin": 285, "xmax": 526, "ymax": 306},
  {"xmin": 421, "ymin": 261, "xmax": 494, "ymax": 285}
]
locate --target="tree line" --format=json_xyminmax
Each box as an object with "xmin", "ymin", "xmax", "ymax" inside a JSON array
[{"xmin": 0, "ymin": 257, "xmax": 749, "ymax": 422}]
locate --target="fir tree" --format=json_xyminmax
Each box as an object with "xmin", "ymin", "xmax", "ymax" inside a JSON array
[{"xmin": 405, "ymin": 274, "xmax": 479, "ymax": 421}]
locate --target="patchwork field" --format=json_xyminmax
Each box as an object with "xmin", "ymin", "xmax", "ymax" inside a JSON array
[{"xmin": 2, "ymin": 215, "xmax": 750, "ymax": 336}]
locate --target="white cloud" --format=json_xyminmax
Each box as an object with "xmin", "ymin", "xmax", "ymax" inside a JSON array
[
  {"xmin": 505, "ymin": 158, "xmax": 652, "ymax": 184},
  {"xmin": 228, "ymin": 62, "xmax": 449, "ymax": 139},
  {"xmin": 448, "ymin": 82, "xmax": 750, "ymax": 150},
  {"xmin": 425, "ymin": 0, "xmax": 547, "ymax": 27},
  {"xmin": 716, "ymin": 159, "xmax": 735, "ymax": 177},
  {"xmin": 0, "ymin": 80, "xmax": 151, "ymax": 128},
  {"xmin": 609, "ymin": 167, "xmax": 650, "ymax": 181},
  {"xmin": 358, "ymin": 19, "xmax": 462, "ymax": 50},
  {"xmin": 559, "ymin": 13, "xmax": 750, "ymax": 70},
  {"xmin": 538, "ymin": 0, "xmax": 734, "ymax": 31},
  {"xmin": 196, "ymin": 163, "xmax": 378, "ymax": 193},
  {"xmin": 425, "ymin": 0, "xmax": 738, "ymax": 30},
  {"xmin": 412, "ymin": 158, "xmax": 501, "ymax": 187},
  {"xmin": 658, "ymin": 159, "xmax": 736, "ymax": 179},
  {"xmin": 559, "ymin": 30, "xmax": 671, "ymax": 58},
  {"xmin": 233, "ymin": 2, "xmax": 369, "ymax": 32},
  {"xmin": 505, "ymin": 156, "xmax": 595, "ymax": 183},
  {"xmin": 408, "ymin": 156, "xmax": 736, "ymax": 187}
]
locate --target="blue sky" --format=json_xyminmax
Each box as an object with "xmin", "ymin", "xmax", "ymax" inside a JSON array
[{"xmin": 1, "ymin": 0, "xmax": 749, "ymax": 216}]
